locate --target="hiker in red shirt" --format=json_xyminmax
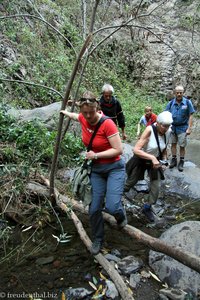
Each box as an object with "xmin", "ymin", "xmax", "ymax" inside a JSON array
[
  {"xmin": 61, "ymin": 91, "xmax": 127, "ymax": 255},
  {"xmin": 137, "ymin": 106, "xmax": 157, "ymax": 138}
]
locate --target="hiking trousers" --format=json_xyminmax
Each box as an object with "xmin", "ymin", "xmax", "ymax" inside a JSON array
[
  {"xmin": 125, "ymin": 167, "xmax": 161, "ymax": 205},
  {"xmin": 89, "ymin": 159, "xmax": 125, "ymax": 242}
]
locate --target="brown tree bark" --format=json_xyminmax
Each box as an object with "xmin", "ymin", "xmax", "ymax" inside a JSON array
[{"xmin": 49, "ymin": 0, "xmax": 100, "ymax": 198}]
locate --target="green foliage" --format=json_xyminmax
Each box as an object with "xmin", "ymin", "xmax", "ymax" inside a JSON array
[
  {"xmin": 0, "ymin": 0, "xmax": 81, "ymax": 106},
  {"xmin": 0, "ymin": 106, "xmax": 84, "ymax": 167},
  {"xmin": 119, "ymin": 88, "xmax": 165, "ymax": 139}
]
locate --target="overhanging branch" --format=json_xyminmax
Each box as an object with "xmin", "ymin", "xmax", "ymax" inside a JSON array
[{"xmin": 0, "ymin": 78, "xmax": 63, "ymax": 99}]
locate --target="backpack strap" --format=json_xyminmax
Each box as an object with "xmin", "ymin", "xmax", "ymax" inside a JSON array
[
  {"xmin": 82, "ymin": 116, "xmax": 109, "ymax": 169},
  {"xmin": 87, "ymin": 116, "xmax": 109, "ymax": 152},
  {"xmin": 151, "ymin": 124, "xmax": 166, "ymax": 160}
]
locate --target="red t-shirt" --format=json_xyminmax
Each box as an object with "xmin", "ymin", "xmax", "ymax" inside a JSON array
[
  {"xmin": 146, "ymin": 113, "xmax": 157, "ymax": 126},
  {"xmin": 78, "ymin": 113, "xmax": 120, "ymax": 164}
]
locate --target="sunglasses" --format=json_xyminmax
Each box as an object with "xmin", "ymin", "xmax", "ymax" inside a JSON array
[{"xmin": 79, "ymin": 97, "xmax": 97, "ymax": 103}]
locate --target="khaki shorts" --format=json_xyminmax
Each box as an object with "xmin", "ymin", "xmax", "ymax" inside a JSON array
[{"xmin": 170, "ymin": 132, "xmax": 187, "ymax": 147}]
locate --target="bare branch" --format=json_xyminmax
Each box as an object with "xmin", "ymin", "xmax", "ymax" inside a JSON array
[
  {"xmin": 92, "ymin": 23, "xmax": 176, "ymax": 54},
  {"xmin": 49, "ymin": 34, "xmax": 92, "ymax": 197},
  {"xmin": 93, "ymin": 0, "xmax": 169, "ymax": 35},
  {"xmin": 81, "ymin": 0, "xmax": 87, "ymax": 39},
  {"xmin": 0, "ymin": 14, "xmax": 77, "ymax": 57},
  {"xmin": 0, "ymin": 78, "xmax": 63, "ymax": 99},
  {"xmin": 26, "ymin": 0, "xmax": 45, "ymax": 20},
  {"xmin": 61, "ymin": 54, "xmax": 90, "ymax": 139},
  {"xmin": 139, "ymin": 0, "xmax": 169, "ymax": 18},
  {"xmin": 134, "ymin": 0, "xmax": 145, "ymax": 18},
  {"xmin": 50, "ymin": 0, "xmax": 101, "ymax": 196},
  {"xmin": 89, "ymin": 0, "xmax": 101, "ymax": 33}
]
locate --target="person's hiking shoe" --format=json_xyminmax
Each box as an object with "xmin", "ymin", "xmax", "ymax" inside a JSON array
[
  {"xmin": 178, "ymin": 159, "xmax": 184, "ymax": 172},
  {"xmin": 169, "ymin": 157, "xmax": 177, "ymax": 169},
  {"xmin": 142, "ymin": 204, "xmax": 155, "ymax": 223},
  {"xmin": 91, "ymin": 240, "xmax": 102, "ymax": 255},
  {"xmin": 117, "ymin": 215, "xmax": 128, "ymax": 229}
]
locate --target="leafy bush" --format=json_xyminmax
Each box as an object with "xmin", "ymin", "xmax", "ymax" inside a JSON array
[{"xmin": 0, "ymin": 106, "xmax": 84, "ymax": 167}]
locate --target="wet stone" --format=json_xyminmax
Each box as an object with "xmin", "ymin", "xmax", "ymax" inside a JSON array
[
  {"xmin": 46, "ymin": 281, "xmax": 54, "ymax": 290},
  {"xmin": 110, "ymin": 249, "xmax": 121, "ymax": 257},
  {"xmin": 134, "ymin": 180, "xmax": 149, "ymax": 193},
  {"xmin": 149, "ymin": 221, "xmax": 200, "ymax": 296},
  {"xmin": 105, "ymin": 280, "xmax": 119, "ymax": 299},
  {"xmin": 158, "ymin": 295, "xmax": 169, "ymax": 300},
  {"xmin": 104, "ymin": 253, "xmax": 121, "ymax": 263},
  {"xmin": 35, "ymin": 256, "xmax": 54, "ymax": 265},
  {"xmin": 129, "ymin": 273, "xmax": 141, "ymax": 289},
  {"xmin": 117, "ymin": 255, "xmax": 144, "ymax": 275},
  {"xmin": 53, "ymin": 260, "xmax": 61, "ymax": 268},
  {"xmin": 159, "ymin": 287, "xmax": 188, "ymax": 300},
  {"xmin": 40, "ymin": 267, "xmax": 50, "ymax": 274},
  {"xmin": 64, "ymin": 287, "xmax": 93, "ymax": 299}
]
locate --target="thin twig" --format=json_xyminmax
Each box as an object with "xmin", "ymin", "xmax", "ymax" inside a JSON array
[{"xmin": 0, "ymin": 78, "xmax": 63, "ymax": 98}]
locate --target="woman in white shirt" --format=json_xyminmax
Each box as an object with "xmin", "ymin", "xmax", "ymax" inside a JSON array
[{"xmin": 125, "ymin": 111, "xmax": 173, "ymax": 222}]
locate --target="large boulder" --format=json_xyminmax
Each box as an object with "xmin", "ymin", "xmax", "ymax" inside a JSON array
[
  {"xmin": 149, "ymin": 221, "xmax": 200, "ymax": 296},
  {"xmin": 161, "ymin": 162, "xmax": 200, "ymax": 200},
  {"xmin": 8, "ymin": 102, "xmax": 61, "ymax": 130}
]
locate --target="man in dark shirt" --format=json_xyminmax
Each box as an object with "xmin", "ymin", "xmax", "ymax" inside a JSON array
[{"xmin": 99, "ymin": 84, "xmax": 127, "ymax": 140}]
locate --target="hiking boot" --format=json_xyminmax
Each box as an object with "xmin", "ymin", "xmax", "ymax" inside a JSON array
[
  {"xmin": 169, "ymin": 157, "xmax": 177, "ymax": 169},
  {"xmin": 142, "ymin": 204, "xmax": 155, "ymax": 223},
  {"xmin": 91, "ymin": 240, "xmax": 102, "ymax": 255},
  {"xmin": 178, "ymin": 159, "xmax": 184, "ymax": 172},
  {"xmin": 117, "ymin": 215, "xmax": 128, "ymax": 229}
]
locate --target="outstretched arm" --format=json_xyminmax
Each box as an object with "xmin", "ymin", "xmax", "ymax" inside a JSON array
[{"xmin": 60, "ymin": 109, "xmax": 79, "ymax": 121}]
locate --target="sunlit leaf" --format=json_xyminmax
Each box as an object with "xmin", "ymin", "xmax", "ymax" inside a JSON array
[
  {"xmin": 92, "ymin": 284, "xmax": 103, "ymax": 299},
  {"xmin": 149, "ymin": 270, "xmax": 161, "ymax": 282},
  {"xmin": 92, "ymin": 294, "xmax": 104, "ymax": 299},
  {"xmin": 61, "ymin": 291, "xmax": 66, "ymax": 300},
  {"xmin": 101, "ymin": 248, "xmax": 109, "ymax": 254},
  {"xmin": 22, "ymin": 226, "xmax": 33, "ymax": 232},
  {"xmin": 162, "ymin": 282, "xmax": 169, "ymax": 288},
  {"xmin": 88, "ymin": 281, "xmax": 97, "ymax": 290},
  {"xmin": 52, "ymin": 234, "xmax": 60, "ymax": 242},
  {"xmin": 128, "ymin": 287, "xmax": 133, "ymax": 294},
  {"xmin": 93, "ymin": 276, "xmax": 98, "ymax": 285},
  {"xmin": 99, "ymin": 272, "xmax": 107, "ymax": 281}
]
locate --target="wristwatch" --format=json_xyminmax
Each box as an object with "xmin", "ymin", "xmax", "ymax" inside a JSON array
[{"xmin": 94, "ymin": 153, "xmax": 98, "ymax": 160}]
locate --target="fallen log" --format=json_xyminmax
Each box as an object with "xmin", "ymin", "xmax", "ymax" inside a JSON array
[
  {"xmin": 26, "ymin": 181, "xmax": 200, "ymax": 274},
  {"xmin": 36, "ymin": 178, "xmax": 134, "ymax": 300}
]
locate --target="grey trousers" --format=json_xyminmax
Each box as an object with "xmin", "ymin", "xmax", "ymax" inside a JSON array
[{"xmin": 124, "ymin": 168, "xmax": 161, "ymax": 205}]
